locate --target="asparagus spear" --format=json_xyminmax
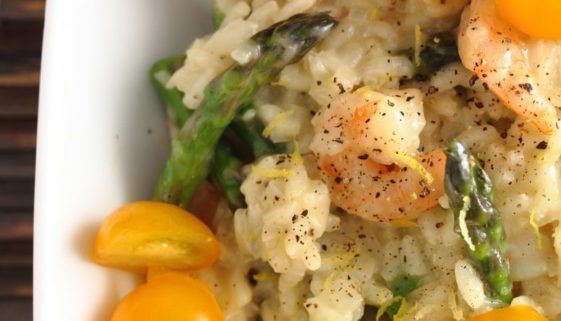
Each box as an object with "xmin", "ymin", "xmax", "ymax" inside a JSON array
[
  {"xmin": 416, "ymin": 32, "xmax": 459, "ymax": 77},
  {"xmin": 150, "ymin": 58, "xmax": 279, "ymax": 207},
  {"xmin": 209, "ymin": 5, "xmax": 284, "ymax": 159},
  {"xmin": 213, "ymin": 9, "xmax": 225, "ymax": 29},
  {"xmin": 154, "ymin": 12, "xmax": 337, "ymax": 207},
  {"xmin": 150, "ymin": 56, "xmax": 245, "ymax": 207},
  {"xmin": 150, "ymin": 56, "xmax": 192, "ymax": 127},
  {"xmin": 230, "ymin": 108, "xmax": 286, "ymax": 158},
  {"xmin": 212, "ymin": 0, "xmax": 225, "ymax": 29},
  {"xmin": 212, "ymin": 140, "xmax": 244, "ymax": 208},
  {"xmin": 445, "ymin": 141, "xmax": 513, "ymax": 304}
]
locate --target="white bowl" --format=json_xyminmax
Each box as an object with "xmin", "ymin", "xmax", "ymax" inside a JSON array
[{"xmin": 34, "ymin": 1, "xmax": 212, "ymax": 320}]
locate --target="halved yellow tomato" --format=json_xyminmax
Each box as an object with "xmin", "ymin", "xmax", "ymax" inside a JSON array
[
  {"xmin": 495, "ymin": 0, "xmax": 561, "ymax": 39},
  {"xmin": 110, "ymin": 272, "xmax": 223, "ymax": 321},
  {"xmin": 93, "ymin": 201, "xmax": 220, "ymax": 272},
  {"xmin": 467, "ymin": 305, "xmax": 548, "ymax": 321}
]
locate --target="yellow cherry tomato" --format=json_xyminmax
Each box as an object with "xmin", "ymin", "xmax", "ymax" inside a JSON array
[
  {"xmin": 93, "ymin": 201, "xmax": 220, "ymax": 272},
  {"xmin": 110, "ymin": 272, "xmax": 223, "ymax": 321},
  {"xmin": 495, "ymin": 0, "xmax": 561, "ymax": 39},
  {"xmin": 467, "ymin": 305, "xmax": 548, "ymax": 321}
]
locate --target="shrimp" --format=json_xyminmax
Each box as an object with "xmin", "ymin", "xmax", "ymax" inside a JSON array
[
  {"xmin": 458, "ymin": 0, "xmax": 561, "ymax": 135},
  {"xmin": 310, "ymin": 88, "xmax": 445, "ymax": 222}
]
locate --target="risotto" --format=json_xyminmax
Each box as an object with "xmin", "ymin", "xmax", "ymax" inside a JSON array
[{"xmin": 92, "ymin": 1, "xmax": 561, "ymax": 321}]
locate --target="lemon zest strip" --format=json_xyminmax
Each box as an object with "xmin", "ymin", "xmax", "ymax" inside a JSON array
[
  {"xmin": 529, "ymin": 209, "xmax": 543, "ymax": 250},
  {"xmin": 370, "ymin": 7, "xmax": 378, "ymax": 21},
  {"xmin": 448, "ymin": 290, "xmax": 464, "ymax": 321},
  {"xmin": 322, "ymin": 271, "xmax": 338, "ymax": 290},
  {"xmin": 253, "ymin": 272, "xmax": 277, "ymax": 282},
  {"xmin": 291, "ymin": 140, "xmax": 304, "ymax": 165},
  {"xmin": 394, "ymin": 300, "xmax": 421, "ymax": 321},
  {"xmin": 262, "ymin": 110, "xmax": 293, "ymax": 138},
  {"xmin": 394, "ymin": 151, "xmax": 434, "ymax": 185},
  {"xmin": 376, "ymin": 296, "xmax": 403, "ymax": 321},
  {"xmin": 354, "ymin": 85, "xmax": 377, "ymax": 99},
  {"xmin": 391, "ymin": 219, "xmax": 418, "ymax": 228},
  {"xmin": 252, "ymin": 166, "xmax": 294, "ymax": 178},
  {"xmin": 414, "ymin": 24, "xmax": 426, "ymax": 67},
  {"xmin": 459, "ymin": 195, "xmax": 476, "ymax": 251}
]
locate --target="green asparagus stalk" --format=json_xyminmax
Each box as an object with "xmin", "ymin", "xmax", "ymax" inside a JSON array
[
  {"xmin": 416, "ymin": 32, "xmax": 459, "ymax": 76},
  {"xmin": 153, "ymin": 12, "xmax": 337, "ymax": 207},
  {"xmin": 445, "ymin": 141, "xmax": 513, "ymax": 304},
  {"xmin": 150, "ymin": 57, "xmax": 279, "ymax": 207},
  {"xmin": 231, "ymin": 108, "xmax": 286, "ymax": 158},
  {"xmin": 212, "ymin": 140, "xmax": 244, "ymax": 208},
  {"xmin": 150, "ymin": 56, "xmax": 192, "ymax": 127},
  {"xmin": 150, "ymin": 56, "xmax": 245, "ymax": 207},
  {"xmin": 213, "ymin": 9, "xmax": 225, "ymax": 29},
  {"xmin": 209, "ymin": 2, "xmax": 283, "ymax": 159},
  {"xmin": 212, "ymin": 0, "xmax": 225, "ymax": 29}
]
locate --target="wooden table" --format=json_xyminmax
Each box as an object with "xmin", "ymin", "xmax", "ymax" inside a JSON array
[{"xmin": 0, "ymin": 0, "xmax": 44, "ymax": 320}]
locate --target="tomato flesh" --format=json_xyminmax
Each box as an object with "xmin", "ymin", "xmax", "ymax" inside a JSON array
[
  {"xmin": 93, "ymin": 201, "xmax": 220, "ymax": 272},
  {"xmin": 110, "ymin": 272, "xmax": 223, "ymax": 321},
  {"xmin": 495, "ymin": 0, "xmax": 561, "ymax": 39},
  {"xmin": 467, "ymin": 305, "xmax": 548, "ymax": 321}
]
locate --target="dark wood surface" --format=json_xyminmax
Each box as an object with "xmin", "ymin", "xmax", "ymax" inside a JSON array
[{"xmin": 0, "ymin": 0, "xmax": 44, "ymax": 320}]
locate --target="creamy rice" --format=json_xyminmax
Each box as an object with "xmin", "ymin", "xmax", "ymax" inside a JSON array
[{"xmin": 173, "ymin": 0, "xmax": 561, "ymax": 320}]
